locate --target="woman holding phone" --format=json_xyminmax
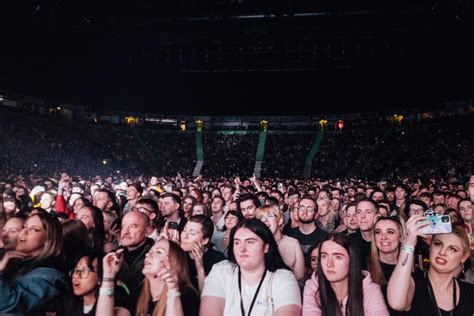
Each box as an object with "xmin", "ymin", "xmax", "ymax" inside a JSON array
[{"xmin": 387, "ymin": 215, "xmax": 474, "ymax": 315}]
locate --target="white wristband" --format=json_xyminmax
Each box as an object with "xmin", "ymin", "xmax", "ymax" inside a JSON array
[
  {"xmin": 167, "ymin": 289, "xmax": 181, "ymax": 299},
  {"xmin": 99, "ymin": 287, "xmax": 114, "ymax": 297}
]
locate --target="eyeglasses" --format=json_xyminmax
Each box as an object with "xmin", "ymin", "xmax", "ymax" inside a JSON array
[
  {"xmin": 298, "ymin": 206, "xmax": 316, "ymax": 213},
  {"xmin": 132, "ymin": 206, "xmax": 153, "ymax": 214},
  {"xmin": 256, "ymin": 214, "xmax": 276, "ymax": 221},
  {"xmin": 70, "ymin": 268, "xmax": 97, "ymax": 279},
  {"xmin": 409, "ymin": 208, "xmax": 424, "ymax": 215}
]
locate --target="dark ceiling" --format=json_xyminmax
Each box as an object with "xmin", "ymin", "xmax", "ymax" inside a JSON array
[{"xmin": 0, "ymin": 0, "xmax": 472, "ymax": 115}]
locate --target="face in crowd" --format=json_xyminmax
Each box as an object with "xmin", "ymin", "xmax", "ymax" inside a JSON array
[
  {"xmin": 429, "ymin": 233, "xmax": 469, "ymax": 275},
  {"xmin": 225, "ymin": 213, "xmax": 239, "ymax": 231},
  {"xmin": 71, "ymin": 256, "xmax": 101, "ymax": 298},
  {"xmin": 458, "ymin": 200, "xmax": 472, "ymax": 223},
  {"xmin": 192, "ymin": 204, "xmax": 205, "ymax": 216},
  {"xmin": 374, "ymin": 218, "xmax": 401, "ymax": 256},
  {"xmin": 317, "ymin": 198, "xmax": 331, "ymax": 217},
  {"xmin": 180, "ymin": 221, "xmax": 209, "ymax": 252},
  {"xmin": 395, "ymin": 187, "xmax": 407, "ymax": 201},
  {"xmin": 240, "ymin": 199, "xmax": 257, "ymax": 219},
  {"xmin": 182, "ymin": 197, "xmax": 195, "ymax": 216},
  {"xmin": 92, "ymin": 191, "xmax": 111, "ymax": 211},
  {"xmin": 40, "ymin": 192, "xmax": 54, "ymax": 210},
  {"xmin": 232, "ymin": 227, "xmax": 269, "ymax": 271},
  {"xmin": 356, "ymin": 201, "xmax": 377, "ymax": 232},
  {"xmin": 77, "ymin": 207, "xmax": 95, "ymax": 232},
  {"xmin": 211, "ymin": 197, "xmax": 224, "ymax": 214},
  {"xmin": 143, "ymin": 239, "xmax": 169, "ymax": 277},
  {"xmin": 2, "ymin": 217, "xmax": 25, "ymax": 251},
  {"xmin": 344, "ymin": 205, "xmax": 359, "ymax": 231},
  {"xmin": 320, "ymin": 239, "xmax": 350, "ymax": 284},
  {"xmin": 297, "ymin": 198, "xmax": 317, "ymax": 224},
  {"xmin": 310, "ymin": 247, "xmax": 319, "ymax": 271},
  {"xmin": 160, "ymin": 196, "xmax": 180, "ymax": 218},
  {"xmin": 16, "ymin": 215, "xmax": 47, "ymax": 257},
  {"xmin": 256, "ymin": 208, "xmax": 282, "ymax": 235},
  {"xmin": 120, "ymin": 211, "xmax": 151, "ymax": 251}
]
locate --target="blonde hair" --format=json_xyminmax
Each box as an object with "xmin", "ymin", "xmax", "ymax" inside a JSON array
[
  {"xmin": 32, "ymin": 213, "xmax": 63, "ymax": 262},
  {"xmin": 433, "ymin": 224, "xmax": 470, "ymax": 256},
  {"xmin": 135, "ymin": 240, "xmax": 196, "ymax": 316},
  {"xmin": 367, "ymin": 215, "xmax": 406, "ymax": 286},
  {"xmin": 256, "ymin": 204, "xmax": 283, "ymax": 226}
]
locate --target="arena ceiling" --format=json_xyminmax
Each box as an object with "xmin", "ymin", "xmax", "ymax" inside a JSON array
[{"xmin": 0, "ymin": 0, "xmax": 472, "ymax": 115}]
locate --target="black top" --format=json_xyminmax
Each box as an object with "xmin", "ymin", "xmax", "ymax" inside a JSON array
[
  {"xmin": 120, "ymin": 237, "xmax": 155, "ymax": 312},
  {"xmin": 414, "ymin": 237, "xmax": 430, "ymax": 271},
  {"xmin": 56, "ymin": 295, "xmax": 96, "ymax": 316},
  {"xmin": 123, "ymin": 238, "xmax": 155, "ymax": 269},
  {"xmin": 408, "ymin": 270, "xmax": 474, "ymax": 316},
  {"xmin": 146, "ymin": 286, "xmax": 199, "ymax": 316},
  {"xmin": 284, "ymin": 226, "xmax": 327, "ymax": 254},
  {"xmin": 347, "ymin": 230, "xmax": 371, "ymax": 269},
  {"xmin": 187, "ymin": 247, "xmax": 226, "ymax": 290},
  {"xmin": 380, "ymin": 261, "xmax": 407, "ymax": 316},
  {"xmin": 380, "ymin": 261, "xmax": 396, "ymax": 282}
]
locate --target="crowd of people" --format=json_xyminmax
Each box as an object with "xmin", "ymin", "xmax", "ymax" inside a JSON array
[
  {"xmin": 262, "ymin": 133, "xmax": 315, "ymax": 178},
  {"xmin": 0, "ymin": 169, "xmax": 473, "ymax": 315},
  {"xmin": 312, "ymin": 114, "xmax": 474, "ymax": 180},
  {"xmin": 201, "ymin": 133, "xmax": 258, "ymax": 177},
  {"xmin": 1, "ymin": 108, "xmax": 473, "ymax": 180}
]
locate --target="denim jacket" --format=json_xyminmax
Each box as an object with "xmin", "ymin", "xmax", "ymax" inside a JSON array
[{"xmin": 0, "ymin": 267, "xmax": 68, "ymax": 315}]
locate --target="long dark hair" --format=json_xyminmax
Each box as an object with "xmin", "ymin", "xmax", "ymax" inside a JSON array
[
  {"xmin": 62, "ymin": 219, "xmax": 94, "ymax": 271},
  {"xmin": 317, "ymin": 233, "xmax": 364, "ymax": 316},
  {"xmin": 221, "ymin": 210, "xmax": 245, "ymax": 232},
  {"xmin": 81, "ymin": 206, "xmax": 106, "ymax": 253},
  {"xmin": 228, "ymin": 218, "xmax": 289, "ymax": 272}
]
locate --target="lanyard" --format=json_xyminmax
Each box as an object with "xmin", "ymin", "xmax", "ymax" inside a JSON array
[
  {"xmin": 238, "ymin": 268, "xmax": 267, "ymax": 316},
  {"xmin": 425, "ymin": 272, "xmax": 456, "ymax": 316}
]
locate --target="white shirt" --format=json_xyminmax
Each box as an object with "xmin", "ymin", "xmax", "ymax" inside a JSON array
[{"xmin": 202, "ymin": 260, "xmax": 301, "ymax": 315}]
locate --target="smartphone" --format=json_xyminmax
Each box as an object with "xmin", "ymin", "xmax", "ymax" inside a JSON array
[
  {"xmin": 110, "ymin": 218, "xmax": 122, "ymax": 231},
  {"xmin": 419, "ymin": 212, "xmax": 452, "ymax": 235},
  {"xmin": 168, "ymin": 221, "xmax": 178, "ymax": 230}
]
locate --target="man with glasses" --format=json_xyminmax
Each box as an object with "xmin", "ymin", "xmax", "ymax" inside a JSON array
[
  {"xmin": 132, "ymin": 197, "xmax": 160, "ymax": 240},
  {"xmin": 284, "ymin": 196, "xmax": 327, "ymax": 254}
]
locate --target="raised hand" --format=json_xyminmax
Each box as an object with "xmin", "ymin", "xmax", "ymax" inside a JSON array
[
  {"xmin": 404, "ymin": 214, "xmax": 430, "ymax": 247},
  {"xmin": 0, "ymin": 250, "xmax": 30, "ymax": 272},
  {"xmin": 157, "ymin": 257, "xmax": 179, "ymax": 291},
  {"xmin": 102, "ymin": 248, "xmax": 124, "ymax": 278},
  {"xmin": 159, "ymin": 222, "xmax": 181, "ymax": 244},
  {"xmin": 190, "ymin": 241, "xmax": 204, "ymax": 271}
]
